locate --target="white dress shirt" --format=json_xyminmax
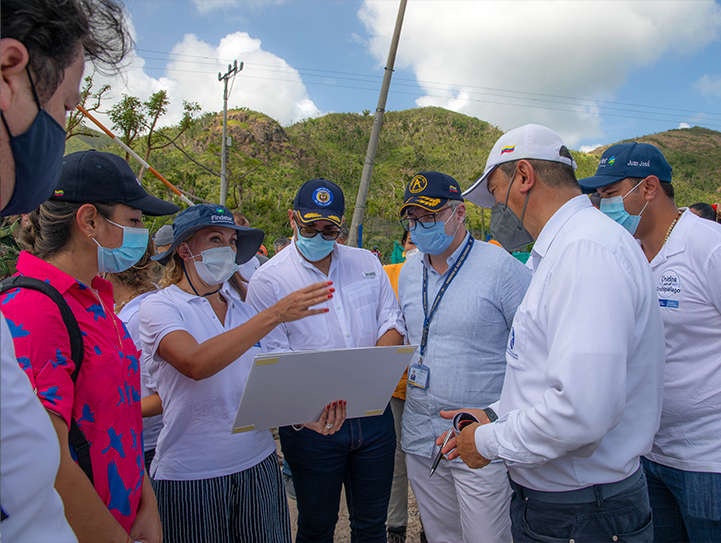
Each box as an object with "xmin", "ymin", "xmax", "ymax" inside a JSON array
[
  {"xmin": 475, "ymin": 195, "xmax": 666, "ymax": 492},
  {"xmin": 247, "ymin": 239, "xmax": 405, "ymax": 352},
  {"xmin": 646, "ymin": 209, "xmax": 721, "ymax": 472}
]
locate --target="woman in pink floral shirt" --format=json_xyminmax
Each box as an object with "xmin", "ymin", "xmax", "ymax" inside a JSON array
[{"xmin": 1, "ymin": 151, "xmax": 178, "ymax": 543}]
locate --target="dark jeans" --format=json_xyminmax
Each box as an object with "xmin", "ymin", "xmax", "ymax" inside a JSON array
[
  {"xmin": 509, "ymin": 471, "xmax": 653, "ymax": 542},
  {"xmin": 642, "ymin": 457, "xmax": 721, "ymax": 543},
  {"xmin": 279, "ymin": 405, "xmax": 395, "ymax": 543}
]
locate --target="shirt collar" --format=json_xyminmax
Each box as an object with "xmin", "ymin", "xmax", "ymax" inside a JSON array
[
  {"xmin": 423, "ymin": 231, "xmax": 470, "ymax": 275},
  {"xmin": 531, "ymin": 195, "xmax": 591, "ymax": 264},
  {"xmin": 651, "ymin": 208, "xmax": 692, "ymax": 265},
  {"xmin": 15, "ymin": 250, "xmax": 112, "ymax": 295}
]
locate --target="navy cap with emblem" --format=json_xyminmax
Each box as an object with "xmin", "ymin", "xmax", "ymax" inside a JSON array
[
  {"xmin": 293, "ymin": 178, "xmax": 345, "ymax": 228},
  {"xmin": 400, "ymin": 171, "xmax": 463, "ymax": 218},
  {"xmin": 578, "ymin": 142, "xmax": 672, "ymax": 192},
  {"xmin": 51, "ymin": 150, "xmax": 180, "ymax": 216},
  {"xmin": 153, "ymin": 204, "xmax": 265, "ymax": 265}
]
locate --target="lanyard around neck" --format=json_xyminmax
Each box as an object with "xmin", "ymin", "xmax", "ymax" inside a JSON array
[{"xmin": 420, "ymin": 234, "xmax": 474, "ymax": 359}]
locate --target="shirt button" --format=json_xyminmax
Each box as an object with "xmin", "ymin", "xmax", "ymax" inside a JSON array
[
  {"xmin": 569, "ymin": 539, "xmax": 575, "ymax": 543},
  {"xmin": 612, "ymin": 537, "xmax": 619, "ymax": 542},
  {"xmin": 346, "ymin": 333, "xmax": 350, "ymax": 337},
  {"xmin": 336, "ymin": 305, "xmax": 341, "ymax": 310}
]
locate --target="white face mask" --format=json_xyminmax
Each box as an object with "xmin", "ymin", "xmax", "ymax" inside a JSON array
[{"xmin": 186, "ymin": 245, "xmax": 237, "ymax": 286}]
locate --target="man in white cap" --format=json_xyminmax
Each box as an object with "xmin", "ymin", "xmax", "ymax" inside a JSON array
[{"xmin": 441, "ymin": 124, "xmax": 666, "ymax": 542}]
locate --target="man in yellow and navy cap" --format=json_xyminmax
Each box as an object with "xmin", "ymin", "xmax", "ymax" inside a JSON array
[{"xmin": 396, "ymin": 171, "xmax": 531, "ymax": 543}]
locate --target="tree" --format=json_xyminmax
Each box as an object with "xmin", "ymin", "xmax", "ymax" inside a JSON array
[
  {"xmin": 108, "ymin": 94, "xmax": 146, "ymax": 161},
  {"xmin": 138, "ymin": 94, "xmax": 201, "ymax": 180},
  {"xmin": 65, "ymin": 74, "xmax": 111, "ymax": 140}
]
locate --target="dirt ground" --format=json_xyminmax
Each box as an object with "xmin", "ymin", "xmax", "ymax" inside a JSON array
[{"xmin": 274, "ymin": 431, "xmax": 425, "ymax": 542}]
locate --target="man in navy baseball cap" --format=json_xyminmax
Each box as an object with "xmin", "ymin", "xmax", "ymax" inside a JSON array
[
  {"xmin": 245, "ymin": 176, "xmax": 406, "ymax": 542},
  {"xmin": 579, "ymin": 143, "xmax": 721, "ymax": 543},
  {"xmin": 579, "ymin": 142, "xmax": 673, "ymax": 236}
]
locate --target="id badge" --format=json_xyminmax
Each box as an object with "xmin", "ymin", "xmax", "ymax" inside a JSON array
[{"xmin": 408, "ymin": 362, "xmax": 430, "ymax": 389}]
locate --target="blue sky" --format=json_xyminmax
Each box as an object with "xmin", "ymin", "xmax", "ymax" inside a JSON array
[{"xmin": 91, "ymin": 0, "xmax": 721, "ymax": 152}]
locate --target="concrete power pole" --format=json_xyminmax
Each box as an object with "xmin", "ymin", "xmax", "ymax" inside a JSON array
[
  {"xmin": 348, "ymin": 0, "xmax": 408, "ymax": 247},
  {"xmin": 218, "ymin": 60, "xmax": 243, "ymax": 207}
]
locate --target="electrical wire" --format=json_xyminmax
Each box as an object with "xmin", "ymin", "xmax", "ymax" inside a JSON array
[{"xmin": 135, "ymin": 47, "xmax": 721, "ymax": 120}]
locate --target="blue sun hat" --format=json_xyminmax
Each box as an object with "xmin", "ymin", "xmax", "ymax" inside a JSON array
[{"xmin": 153, "ymin": 204, "xmax": 264, "ymax": 265}]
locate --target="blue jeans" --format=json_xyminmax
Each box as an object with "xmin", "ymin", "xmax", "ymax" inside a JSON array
[
  {"xmin": 642, "ymin": 457, "xmax": 721, "ymax": 542},
  {"xmin": 279, "ymin": 405, "xmax": 395, "ymax": 543},
  {"xmin": 509, "ymin": 471, "xmax": 653, "ymax": 542}
]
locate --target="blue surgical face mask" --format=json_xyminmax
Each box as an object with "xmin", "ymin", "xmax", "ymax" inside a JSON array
[
  {"xmin": 410, "ymin": 206, "xmax": 460, "ymax": 256},
  {"xmin": 599, "ymin": 179, "xmax": 648, "ymax": 236},
  {"xmin": 92, "ymin": 218, "xmax": 149, "ymax": 273},
  {"xmin": 0, "ymin": 67, "xmax": 66, "ymax": 216},
  {"xmin": 295, "ymin": 232, "xmax": 336, "ymax": 262}
]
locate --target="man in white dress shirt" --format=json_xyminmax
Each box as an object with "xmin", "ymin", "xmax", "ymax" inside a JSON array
[
  {"xmin": 247, "ymin": 178, "xmax": 406, "ymax": 543},
  {"xmin": 580, "ymin": 142, "xmax": 721, "ymax": 543},
  {"xmin": 443, "ymin": 124, "xmax": 666, "ymax": 542}
]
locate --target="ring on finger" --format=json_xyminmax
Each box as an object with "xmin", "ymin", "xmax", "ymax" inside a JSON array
[{"xmin": 325, "ymin": 422, "xmax": 334, "ymax": 429}]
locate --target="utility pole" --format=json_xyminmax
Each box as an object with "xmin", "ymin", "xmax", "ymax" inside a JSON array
[
  {"xmin": 218, "ymin": 60, "xmax": 243, "ymax": 207},
  {"xmin": 348, "ymin": 0, "xmax": 408, "ymax": 247}
]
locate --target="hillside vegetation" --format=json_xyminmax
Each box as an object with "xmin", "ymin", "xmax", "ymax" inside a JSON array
[{"xmin": 31, "ymin": 107, "xmax": 721, "ymax": 261}]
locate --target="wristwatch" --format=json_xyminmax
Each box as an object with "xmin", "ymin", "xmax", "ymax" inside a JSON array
[{"xmin": 482, "ymin": 407, "xmax": 498, "ymax": 423}]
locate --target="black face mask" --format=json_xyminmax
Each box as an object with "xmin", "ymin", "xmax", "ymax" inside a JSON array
[
  {"xmin": 489, "ymin": 168, "xmax": 534, "ymax": 252},
  {"xmin": 1, "ymin": 67, "xmax": 66, "ymax": 216}
]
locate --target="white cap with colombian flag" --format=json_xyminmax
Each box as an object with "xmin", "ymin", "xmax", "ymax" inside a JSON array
[{"xmin": 463, "ymin": 124, "xmax": 577, "ymax": 208}]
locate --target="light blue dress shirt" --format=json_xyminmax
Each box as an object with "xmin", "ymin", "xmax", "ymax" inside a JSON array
[{"xmin": 398, "ymin": 232, "xmax": 532, "ymax": 459}]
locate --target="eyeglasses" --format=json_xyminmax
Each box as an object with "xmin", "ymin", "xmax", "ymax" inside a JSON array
[
  {"xmin": 399, "ymin": 207, "xmax": 453, "ymax": 232},
  {"xmin": 295, "ymin": 214, "xmax": 341, "ymax": 240}
]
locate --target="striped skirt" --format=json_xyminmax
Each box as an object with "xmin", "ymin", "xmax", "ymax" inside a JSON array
[{"xmin": 153, "ymin": 452, "xmax": 291, "ymax": 543}]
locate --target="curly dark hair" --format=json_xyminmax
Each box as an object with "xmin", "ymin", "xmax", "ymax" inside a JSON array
[{"xmin": 1, "ymin": 0, "xmax": 132, "ymax": 102}]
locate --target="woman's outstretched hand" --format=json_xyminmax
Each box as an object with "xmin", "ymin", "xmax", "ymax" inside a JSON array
[{"xmin": 270, "ymin": 281, "xmax": 334, "ymax": 324}]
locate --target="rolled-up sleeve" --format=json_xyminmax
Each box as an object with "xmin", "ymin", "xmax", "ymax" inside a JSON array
[{"xmin": 374, "ymin": 261, "xmax": 407, "ymax": 340}]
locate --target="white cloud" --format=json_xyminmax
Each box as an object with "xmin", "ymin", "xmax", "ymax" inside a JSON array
[
  {"xmin": 678, "ymin": 122, "xmax": 691, "ymax": 129},
  {"xmin": 694, "ymin": 74, "xmax": 721, "ymax": 97},
  {"xmin": 358, "ymin": 0, "xmax": 721, "ymax": 147},
  {"xmin": 580, "ymin": 144, "xmax": 603, "ymax": 153},
  {"xmin": 87, "ymin": 29, "xmax": 322, "ymax": 136}
]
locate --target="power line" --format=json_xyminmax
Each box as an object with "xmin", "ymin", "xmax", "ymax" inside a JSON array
[
  {"xmin": 134, "ymin": 47, "xmax": 721, "ymax": 120},
  {"xmin": 131, "ymin": 63, "xmax": 721, "ymax": 129}
]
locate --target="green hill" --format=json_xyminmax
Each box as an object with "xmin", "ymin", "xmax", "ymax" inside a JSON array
[{"xmin": 4, "ymin": 107, "xmax": 719, "ymax": 274}]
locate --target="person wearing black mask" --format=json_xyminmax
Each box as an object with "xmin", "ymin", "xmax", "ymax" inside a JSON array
[{"xmin": 1, "ymin": 2, "xmax": 134, "ymax": 542}]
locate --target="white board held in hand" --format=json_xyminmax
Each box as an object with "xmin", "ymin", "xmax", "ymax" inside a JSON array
[{"xmin": 231, "ymin": 345, "xmax": 418, "ymax": 433}]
